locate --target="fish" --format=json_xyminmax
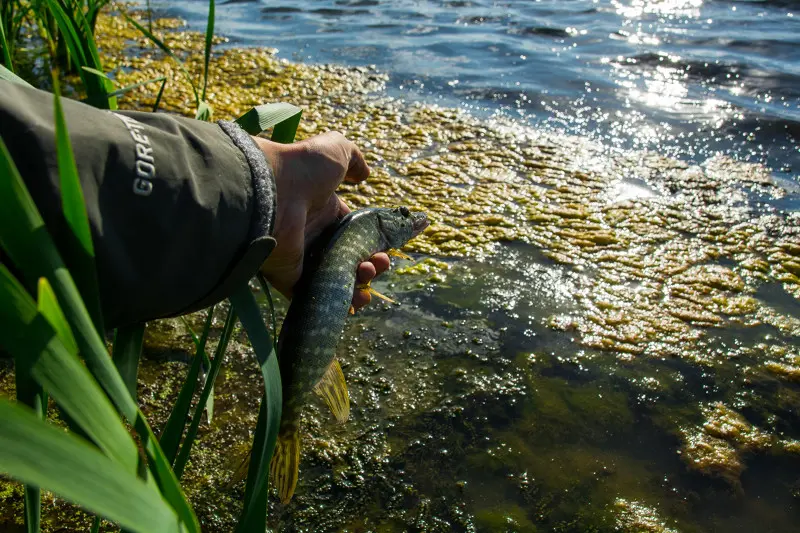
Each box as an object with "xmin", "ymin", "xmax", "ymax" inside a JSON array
[{"xmin": 270, "ymin": 206, "xmax": 429, "ymax": 503}]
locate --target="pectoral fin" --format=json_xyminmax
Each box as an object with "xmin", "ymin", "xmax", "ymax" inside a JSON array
[
  {"xmin": 226, "ymin": 452, "xmax": 250, "ymax": 489},
  {"xmin": 388, "ymin": 248, "xmax": 415, "ymax": 261},
  {"xmin": 314, "ymin": 359, "xmax": 350, "ymax": 423},
  {"xmin": 356, "ymin": 282, "xmax": 398, "ymax": 305}
]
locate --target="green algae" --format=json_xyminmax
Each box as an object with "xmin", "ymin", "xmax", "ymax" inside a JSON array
[
  {"xmin": 474, "ymin": 504, "xmax": 539, "ymax": 533},
  {"xmin": 612, "ymin": 498, "xmax": 680, "ymax": 533}
]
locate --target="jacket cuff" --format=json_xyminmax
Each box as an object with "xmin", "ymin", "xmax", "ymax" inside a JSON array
[
  {"xmin": 173, "ymin": 121, "xmax": 278, "ymax": 315},
  {"xmin": 217, "ymin": 120, "xmax": 276, "ymax": 239}
]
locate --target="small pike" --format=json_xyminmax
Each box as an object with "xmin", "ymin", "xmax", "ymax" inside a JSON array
[{"xmin": 270, "ymin": 206, "xmax": 429, "ymax": 503}]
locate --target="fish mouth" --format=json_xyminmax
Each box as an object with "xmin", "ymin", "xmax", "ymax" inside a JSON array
[{"xmin": 410, "ymin": 211, "xmax": 429, "ymax": 237}]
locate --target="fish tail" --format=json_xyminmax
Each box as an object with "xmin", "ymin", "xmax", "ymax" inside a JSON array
[{"xmin": 270, "ymin": 427, "xmax": 301, "ymax": 504}]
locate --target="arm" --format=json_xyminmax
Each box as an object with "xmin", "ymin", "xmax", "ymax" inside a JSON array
[
  {"xmin": 0, "ymin": 80, "xmax": 388, "ymax": 329},
  {"xmin": 0, "ymin": 80, "xmax": 274, "ymax": 328}
]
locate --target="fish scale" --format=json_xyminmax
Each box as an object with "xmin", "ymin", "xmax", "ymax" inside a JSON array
[{"xmin": 269, "ymin": 206, "xmax": 429, "ymax": 503}]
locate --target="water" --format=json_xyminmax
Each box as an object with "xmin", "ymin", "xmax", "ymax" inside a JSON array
[{"xmin": 153, "ymin": 0, "xmax": 800, "ymax": 184}]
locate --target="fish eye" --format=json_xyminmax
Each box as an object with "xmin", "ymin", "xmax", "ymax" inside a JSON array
[{"xmin": 399, "ymin": 206, "xmax": 410, "ymax": 217}]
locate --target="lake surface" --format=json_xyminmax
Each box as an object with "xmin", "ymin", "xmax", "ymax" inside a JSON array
[{"xmin": 154, "ymin": 0, "xmax": 800, "ymax": 187}]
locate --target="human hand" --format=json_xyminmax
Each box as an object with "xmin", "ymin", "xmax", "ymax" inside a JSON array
[{"xmin": 251, "ymin": 131, "xmax": 391, "ymax": 310}]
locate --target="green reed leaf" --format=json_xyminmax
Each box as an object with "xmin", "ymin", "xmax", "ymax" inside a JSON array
[
  {"xmin": 81, "ymin": 65, "xmax": 111, "ymax": 80},
  {"xmin": 231, "ymin": 100, "xmax": 299, "ymax": 527},
  {"xmin": 0, "ymin": 12, "xmax": 13, "ymax": 71},
  {"xmin": 0, "ymin": 63, "xmax": 31, "ymax": 85},
  {"xmin": 109, "ymin": 75, "xmax": 167, "ymax": 99},
  {"xmin": 0, "ymin": 399, "xmax": 182, "ymax": 533},
  {"xmin": 0, "ymin": 135, "xmax": 200, "ymax": 533},
  {"xmin": 234, "ymin": 102, "xmax": 302, "ymax": 135},
  {"xmin": 14, "ymin": 341, "xmax": 47, "ymax": 533},
  {"xmin": 229, "ymin": 285, "xmax": 281, "ymax": 532},
  {"xmin": 201, "ymin": 0, "xmax": 214, "ymax": 102},
  {"xmin": 173, "ymin": 307, "xmax": 237, "ymax": 479},
  {"xmin": 40, "ymin": 0, "xmax": 112, "ymax": 108},
  {"xmin": 271, "ymin": 109, "xmax": 302, "ymax": 144},
  {"xmin": 194, "ymin": 100, "xmax": 212, "ymax": 122},
  {"xmin": 179, "ymin": 313, "xmax": 215, "ymax": 422},
  {"xmin": 0, "ymin": 269, "xmax": 140, "ymax": 474},
  {"xmin": 112, "ymin": 324, "xmax": 146, "ymax": 402},
  {"xmin": 256, "ymin": 273, "xmax": 278, "ymax": 346},
  {"xmin": 160, "ymin": 306, "xmax": 215, "ymax": 465},
  {"xmin": 52, "ymin": 79, "xmax": 104, "ymax": 333},
  {"xmin": 124, "ymin": 12, "xmax": 199, "ymax": 107},
  {"xmin": 152, "ymin": 76, "xmax": 167, "ymax": 112}
]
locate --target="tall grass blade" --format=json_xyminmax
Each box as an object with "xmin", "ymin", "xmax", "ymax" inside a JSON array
[
  {"xmin": 153, "ymin": 76, "xmax": 167, "ymax": 112},
  {"xmin": 123, "ymin": 13, "xmax": 199, "ymax": 108},
  {"xmin": 15, "ymin": 354, "xmax": 47, "ymax": 533},
  {"xmin": 0, "ymin": 63, "xmax": 31, "ymax": 85},
  {"xmin": 0, "ymin": 12, "xmax": 13, "ymax": 71},
  {"xmin": 0, "ymin": 268, "xmax": 140, "ymax": 474},
  {"xmin": 231, "ymin": 102, "xmax": 299, "ymax": 528},
  {"xmin": 271, "ymin": 109, "xmax": 302, "ymax": 144},
  {"xmin": 36, "ymin": 277, "xmax": 77, "ymax": 354},
  {"xmin": 172, "ymin": 307, "xmax": 237, "ymax": 479},
  {"xmin": 179, "ymin": 314, "xmax": 215, "ymax": 422},
  {"xmin": 110, "ymin": 75, "xmax": 167, "ymax": 99},
  {"xmin": 52, "ymin": 79, "xmax": 104, "ymax": 333},
  {"xmin": 256, "ymin": 273, "xmax": 277, "ymax": 345},
  {"xmin": 194, "ymin": 99, "xmax": 212, "ymax": 122},
  {"xmin": 229, "ymin": 285, "xmax": 281, "ymax": 531},
  {"xmin": 41, "ymin": 0, "xmax": 112, "ymax": 108},
  {"xmin": 160, "ymin": 306, "xmax": 215, "ymax": 464},
  {"xmin": 0, "ymin": 137, "xmax": 200, "ymax": 533},
  {"xmin": 84, "ymin": 66, "xmax": 169, "ymax": 102},
  {"xmin": 112, "ymin": 324, "xmax": 146, "ymax": 402},
  {"xmin": 235, "ymin": 102, "xmax": 302, "ymax": 135},
  {"xmin": 0, "ymin": 399, "xmax": 183, "ymax": 533},
  {"xmin": 81, "ymin": 65, "xmax": 111, "ymax": 80},
  {"xmin": 22, "ymin": 480, "xmax": 42, "ymax": 533},
  {"xmin": 238, "ymin": 398, "xmax": 269, "ymax": 533},
  {"xmin": 201, "ymin": 0, "xmax": 214, "ymax": 101}
]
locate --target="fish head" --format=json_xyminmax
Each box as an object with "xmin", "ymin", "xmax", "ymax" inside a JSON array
[{"xmin": 376, "ymin": 206, "xmax": 429, "ymax": 248}]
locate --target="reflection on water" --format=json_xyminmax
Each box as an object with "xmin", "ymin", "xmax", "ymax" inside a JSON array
[{"xmin": 152, "ymin": 0, "xmax": 800, "ymax": 180}]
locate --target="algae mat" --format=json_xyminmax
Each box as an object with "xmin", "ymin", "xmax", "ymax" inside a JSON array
[{"xmin": 1, "ymin": 7, "xmax": 800, "ymax": 532}]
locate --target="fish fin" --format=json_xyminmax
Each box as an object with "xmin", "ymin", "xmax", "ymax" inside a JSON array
[
  {"xmin": 348, "ymin": 305, "xmax": 355, "ymax": 315},
  {"xmin": 269, "ymin": 429, "xmax": 301, "ymax": 504},
  {"xmin": 314, "ymin": 359, "xmax": 350, "ymax": 423},
  {"xmin": 388, "ymin": 248, "xmax": 415, "ymax": 261},
  {"xmin": 367, "ymin": 286, "xmax": 398, "ymax": 304},
  {"xmin": 225, "ymin": 452, "xmax": 250, "ymax": 489},
  {"xmin": 355, "ymin": 282, "xmax": 398, "ymax": 305}
]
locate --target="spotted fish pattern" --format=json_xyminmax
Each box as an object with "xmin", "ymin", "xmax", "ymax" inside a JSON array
[{"xmin": 270, "ymin": 206, "xmax": 429, "ymax": 503}]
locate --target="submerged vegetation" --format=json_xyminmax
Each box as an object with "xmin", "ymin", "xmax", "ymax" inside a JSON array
[{"xmin": 1, "ymin": 1, "xmax": 800, "ymax": 532}]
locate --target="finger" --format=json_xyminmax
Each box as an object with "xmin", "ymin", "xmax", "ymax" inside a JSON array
[
  {"xmin": 357, "ymin": 261, "xmax": 377, "ymax": 284},
  {"xmin": 337, "ymin": 197, "xmax": 351, "ymax": 218},
  {"xmin": 370, "ymin": 253, "xmax": 391, "ymax": 275},
  {"xmin": 344, "ymin": 143, "xmax": 370, "ymax": 184},
  {"xmin": 352, "ymin": 288, "xmax": 371, "ymax": 310}
]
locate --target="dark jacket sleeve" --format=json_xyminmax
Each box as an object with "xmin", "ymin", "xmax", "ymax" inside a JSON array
[{"xmin": 0, "ymin": 80, "xmax": 277, "ymax": 328}]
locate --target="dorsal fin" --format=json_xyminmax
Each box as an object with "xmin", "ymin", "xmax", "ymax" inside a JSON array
[{"xmin": 314, "ymin": 359, "xmax": 350, "ymax": 423}]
